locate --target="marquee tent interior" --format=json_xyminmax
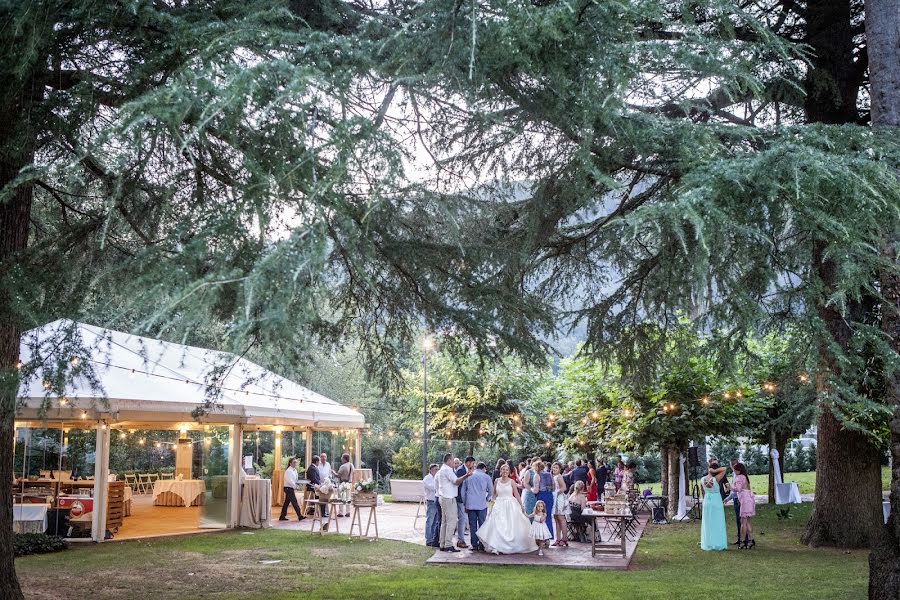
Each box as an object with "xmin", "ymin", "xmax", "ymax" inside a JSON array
[{"xmin": 13, "ymin": 320, "xmax": 365, "ymax": 541}]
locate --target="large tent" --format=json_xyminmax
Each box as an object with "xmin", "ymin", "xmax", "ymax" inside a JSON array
[{"xmin": 14, "ymin": 319, "xmax": 365, "ymax": 541}]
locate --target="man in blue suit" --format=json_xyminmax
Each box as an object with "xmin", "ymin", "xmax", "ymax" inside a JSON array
[{"xmin": 461, "ymin": 462, "xmax": 493, "ymax": 552}]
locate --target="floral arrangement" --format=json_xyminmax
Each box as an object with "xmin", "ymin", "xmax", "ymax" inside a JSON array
[
  {"xmin": 337, "ymin": 482, "xmax": 353, "ymax": 502},
  {"xmin": 354, "ymin": 479, "xmax": 376, "ymax": 493}
]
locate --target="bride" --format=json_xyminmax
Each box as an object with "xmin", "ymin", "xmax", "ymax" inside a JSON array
[{"xmin": 476, "ymin": 463, "xmax": 538, "ymax": 554}]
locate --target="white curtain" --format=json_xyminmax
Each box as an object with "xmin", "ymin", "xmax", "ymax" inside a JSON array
[
  {"xmin": 675, "ymin": 453, "xmax": 688, "ymax": 520},
  {"xmin": 770, "ymin": 449, "xmax": 783, "ymax": 485}
]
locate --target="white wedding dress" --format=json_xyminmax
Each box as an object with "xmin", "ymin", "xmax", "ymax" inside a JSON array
[{"xmin": 476, "ymin": 480, "xmax": 538, "ymax": 554}]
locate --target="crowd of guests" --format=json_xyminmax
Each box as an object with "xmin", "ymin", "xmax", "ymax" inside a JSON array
[
  {"xmin": 422, "ymin": 453, "xmax": 639, "ymax": 551},
  {"xmin": 278, "ymin": 451, "xmax": 355, "ymax": 530}
]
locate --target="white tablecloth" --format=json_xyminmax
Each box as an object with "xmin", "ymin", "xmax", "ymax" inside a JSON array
[
  {"xmin": 239, "ymin": 479, "xmax": 272, "ymax": 528},
  {"xmin": 152, "ymin": 480, "xmax": 206, "ymax": 506},
  {"xmin": 13, "ymin": 504, "xmax": 48, "ymax": 534},
  {"xmin": 884, "ymin": 501, "xmax": 891, "ymax": 524},
  {"xmin": 775, "ymin": 482, "xmax": 802, "ymax": 505}
]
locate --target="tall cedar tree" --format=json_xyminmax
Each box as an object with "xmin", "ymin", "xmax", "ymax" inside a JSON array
[
  {"xmin": 0, "ymin": 3, "xmax": 553, "ymax": 598},
  {"xmin": 865, "ymin": 0, "xmax": 900, "ymax": 597}
]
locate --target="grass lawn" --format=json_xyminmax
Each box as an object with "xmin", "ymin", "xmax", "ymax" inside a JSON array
[
  {"xmin": 16, "ymin": 503, "xmax": 869, "ymax": 600},
  {"xmin": 638, "ymin": 467, "xmax": 891, "ymax": 497}
]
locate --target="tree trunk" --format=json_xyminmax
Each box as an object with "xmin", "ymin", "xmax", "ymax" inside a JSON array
[
  {"xmin": 0, "ymin": 89, "xmax": 34, "ymax": 600},
  {"xmin": 803, "ymin": 408, "xmax": 883, "ymax": 548},
  {"xmin": 865, "ymin": 0, "xmax": 900, "ymax": 596},
  {"xmin": 660, "ymin": 446, "xmax": 669, "ymax": 498},
  {"xmin": 666, "ymin": 447, "xmax": 680, "ymax": 519}
]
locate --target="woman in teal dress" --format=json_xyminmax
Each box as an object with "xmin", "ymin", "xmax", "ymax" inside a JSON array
[{"xmin": 700, "ymin": 465, "xmax": 728, "ymax": 551}]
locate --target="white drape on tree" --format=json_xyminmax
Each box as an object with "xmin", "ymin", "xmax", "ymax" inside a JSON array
[
  {"xmin": 675, "ymin": 453, "xmax": 688, "ymax": 520},
  {"xmin": 770, "ymin": 448, "xmax": 783, "ymax": 484}
]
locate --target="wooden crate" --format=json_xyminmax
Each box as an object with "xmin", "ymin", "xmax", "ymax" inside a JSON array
[{"xmin": 106, "ymin": 481, "xmax": 125, "ymax": 533}]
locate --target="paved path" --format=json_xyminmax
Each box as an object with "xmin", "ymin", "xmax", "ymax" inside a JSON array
[{"xmin": 271, "ymin": 501, "xmax": 647, "ymax": 570}]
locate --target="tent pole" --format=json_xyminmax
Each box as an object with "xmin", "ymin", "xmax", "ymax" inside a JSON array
[
  {"xmin": 91, "ymin": 423, "xmax": 110, "ymax": 542},
  {"xmin": 305, "ymin": 427, "xmax": 312, "ymax": 467},
  {"xmin": 354, "ymin": 430, "xmax": 362, "ymax": 468},
  {"xmin": 227, "ymin": 423, "xmax": 243, "ymax": 528}
]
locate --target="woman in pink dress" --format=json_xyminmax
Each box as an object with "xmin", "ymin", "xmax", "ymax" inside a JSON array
[{"xmin": 731, "ymin": 462, "xmax": 756, "ymax": 549}]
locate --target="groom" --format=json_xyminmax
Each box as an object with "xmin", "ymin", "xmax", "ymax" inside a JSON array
[
  {"xmin": 461, "ymin": 462, "xmax": 492, "ymax": 552},
  {"xmin": 437, "ymin": 452, "xmax": 473, "ymax": 552}
]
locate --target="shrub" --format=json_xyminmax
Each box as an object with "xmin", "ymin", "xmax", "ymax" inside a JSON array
[
  {"xmin": 14, "ymin": 533, "xmax": 68, "ymax": 557},
  {"xmin": 742, "ymin": 446, "xmax": 769, "ymax": 475},
  {"xmin": 389, "ymin": 445, "xmax": 423, "ymax": 479}
]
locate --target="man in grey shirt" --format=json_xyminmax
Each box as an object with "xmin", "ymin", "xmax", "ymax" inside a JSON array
[{"xmin": 461, "ymin": 462, "xmax": 493, "ymax": 552}]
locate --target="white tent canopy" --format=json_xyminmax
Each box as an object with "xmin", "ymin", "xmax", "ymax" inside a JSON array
[{"xmin": 16, "ymin": 319, "xmax": 365, "ymax": 430}]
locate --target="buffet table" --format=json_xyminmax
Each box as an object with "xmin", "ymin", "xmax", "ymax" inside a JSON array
[
  {"xmin": 152, "ymin": 479, "xmax": 206, "ymax": 507},
  {"xmin": 238, "ymin": 479, "xmax": 272, "ymax": 528},
  {"xmin": 13, "ymin": 504, "xmax": 48, "ymax": 534}
]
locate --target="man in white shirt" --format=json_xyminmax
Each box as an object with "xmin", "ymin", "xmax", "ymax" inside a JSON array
[
  {"xmin": 437, "ymin": 453, "xmax": 472, "ymax": 552},
  {"xmin": 278, "ymin": 457, "xmax": 304, "ymax": 521},
  {"xmin": 318, "ymin": 452, "xmax": 333, "ymax": 483},
  {"xmin": 423, "ymin": 464, "xmax": 440, "ymax": 547}
]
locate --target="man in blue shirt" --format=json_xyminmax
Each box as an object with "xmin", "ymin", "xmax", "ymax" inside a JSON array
[{"xmin": 461, "ymin": 462, "xmax": 493, "ymax": 552}]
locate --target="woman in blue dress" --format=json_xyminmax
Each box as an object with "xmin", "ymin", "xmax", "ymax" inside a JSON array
[
  {"xmin": 533, "ymin": 460, "xmax": 555, "ymax": 538},
  {"xmin": 521, "ymin": 462, "xmax": 537, "ymax": 519},
  {"xmin": 700, "ymin": 464, "xmax": 728, "ymax": 551}
]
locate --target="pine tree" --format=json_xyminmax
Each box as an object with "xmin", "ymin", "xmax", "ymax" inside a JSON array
[{"xmin": 864, "ymin": 0, "xmax": 900, "ymax": 596}]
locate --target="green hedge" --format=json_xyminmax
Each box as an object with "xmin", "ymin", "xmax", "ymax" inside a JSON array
[{"xmin": 14, "ymin": 533, "xmax": 68, "ymax": 557}]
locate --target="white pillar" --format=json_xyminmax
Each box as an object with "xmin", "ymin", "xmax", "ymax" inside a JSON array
[
  {"xmin": 227, "ymin": 423, "xmax": 243, "ymax": 528},
  {"xmin": 91, "ymin": 424, "xmax": 110, "ymax": 542},
  {"xmin": 305, "ymin": 427, "xmax": 313, "ymax": 467},
  {"xmin": 354, "ymin": 430, "xmax": 362, "ymax": 467}
]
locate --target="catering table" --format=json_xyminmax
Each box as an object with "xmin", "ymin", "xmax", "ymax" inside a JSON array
[
  {"xmin": 582, "ymin": 509, "xmax": 629, "ymax": 558},
  {"xmin": 13, "ymin": 504, "xmax": 48, "ymax": 534},
  {"xmin": 775, "ymin": 482, "xmax": 802, "ymax": 505},
  {"xmin": 239, "ymin": 478, "xmax": 272, "ymax": 528},
  {"xmin": 152, "ymin": 479, "xmax": 206, "ymax": 507}
]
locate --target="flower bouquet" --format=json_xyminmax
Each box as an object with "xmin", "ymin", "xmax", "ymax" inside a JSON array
[
  {"xmin": 354, "ymin": 479, "xmax": 377, "ymax": 493},
  {"xmin": 337, "ymin": 482, "xmax": 353, "ymax": 503}
]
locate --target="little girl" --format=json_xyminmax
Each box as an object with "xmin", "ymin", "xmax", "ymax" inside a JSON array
[{"xmin": 529, "ymin": 500, "xmax": 553, "ymax": 556}]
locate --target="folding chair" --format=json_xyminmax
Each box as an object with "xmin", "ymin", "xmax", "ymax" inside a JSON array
[
  {"xmin": 138, "ymin": 473, "xmax": 154, "ymax": 494},
  {"xmin": 124, "ymin": 473, "xmax": 139, "ymax": 493}
]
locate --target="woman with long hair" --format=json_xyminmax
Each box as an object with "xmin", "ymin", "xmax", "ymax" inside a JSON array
[
  {"xmin": 731, "ymin": 462, "xmax": 756, "ymax": 549},
  {"xmin": 550, "ymin": 462, "xmax": 570, "ymax": 547},
  {"xmin": 586, "ymin": 460, "xmax": 599, "ymax": 502}
]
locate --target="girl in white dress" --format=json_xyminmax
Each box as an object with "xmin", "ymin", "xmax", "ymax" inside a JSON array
[
  {"xmin": 529, "ymin": 501, "xmax": 553, "ymax": 556},
  {"xmin": 476, "ymin": 464, "xmax": 539, "ymax": 555}
]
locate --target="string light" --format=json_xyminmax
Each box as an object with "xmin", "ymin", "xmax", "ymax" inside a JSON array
[
  {"xmin": 154, "ymin": 442, "xmax": 161, "ymax": 448},
  {"xmin": 70, "ymin": 357, "xmax": 80, "ymax": 366},
  {"xmin": 15, "ymin": 361, "xmax": 23, "ymax": 370},
  {"xmin": 544, "ymin": 441, "xmax": 551, "ymax": 448},
  {"xmin": 623, "ymin": 408, "xmax": 634, "ymax": 418},
  {"xmin": 119, "ymin": 432, "xmax": 126, "ymax": 440},
  {"xmin": 735, "ymin": 390, "xmax": 743, "ymax": 399},
  {"xmin": 798, "ymin": 373, "xmax": 809, "ymax": 384},
  {"xmin": 80, "ymin": 411, "xmax": 87, "ymax": 419},
  {"xmin": 700, "ymin": 397, "xmax": 710, "ymax": 406},
  {"xmin": 43, "ymin": 380, "xmax": 51, "ymax": 390},
  {"xmin": 59, "ymin": 398, "xmax": 67, "ymax": 406},
  {"xmin": 723, "ymin": 392, "xmax": 731, "ymax": 400},
  {"xmin": 138, "ymin": 438, "xmax": 145, "ymax": 445},
  {"xmin": 591, "ymin": 411, "xmax": 599, "ymax": 420},
  {"xmin": 762, "ymin": 382, "xmax": 776, "ymax": 393}
]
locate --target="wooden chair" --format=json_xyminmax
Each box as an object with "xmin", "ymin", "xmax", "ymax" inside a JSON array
[
  {"xmin": 138, "ymin": 473, "xmax": 154, "ymax": 494},
  {"xmin": 124, "ymin": 473, "xmax": 139, "ymax": 493},
  {"xmin": 159, "ymin": 472, "xmax": 174, "ymax": 480}
]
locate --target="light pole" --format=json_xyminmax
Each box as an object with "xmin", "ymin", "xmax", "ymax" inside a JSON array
[{"xmin": 422, "ymin": 335, "xmax": 435, "ymax": 477}]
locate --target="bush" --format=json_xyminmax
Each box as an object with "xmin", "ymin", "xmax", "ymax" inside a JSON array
[
  {"xmin": 709, "ymin": 439, "xmax": 740, "ymax": 463},
  {"xmin": 389, "ymin": 445, "xmax": 423, "ymax": 479},
  {"xmin": 743, "ymin": 445, "xmax": 769, "ymax": 475},
  {"xmin": 804, "ymin": 443, "xmax": 817, "ymax": 471},
  {"xmin": 14, "ymin": 533, "xmax": 68, "ymax": 557},
  {"xmin": 253, "ymin": 451, "xmax": 294, "ymax": 479}
]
